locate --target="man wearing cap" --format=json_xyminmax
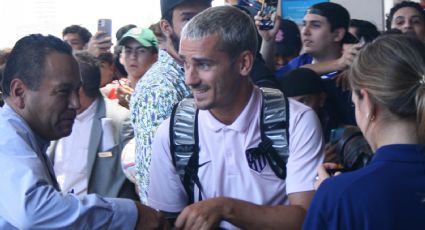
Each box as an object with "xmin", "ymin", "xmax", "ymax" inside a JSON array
[
  {"xmin": 119, "ymin": 27, "xmax": 158, "ymax": 90},
  {"xmin": 47, "ymin": 51, "xmax": 138, "ymax": 200},
  {"xmin": 130, "ymin": 0, "xmax": 212, "ymax": 203},
  {"xmin": 274, "ymin": 19, "xmax": 302, "ymax": 70},
  {"xmin": 279, "ymin": 68, "xmax": 339, "ymax": 143},
  {"xmin": 117, "ymin": 27, "xmax": 159, "ymax": 109}
]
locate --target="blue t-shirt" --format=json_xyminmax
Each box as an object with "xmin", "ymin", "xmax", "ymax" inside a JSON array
[{"xmin": 303, "ymin": 144, "xmax": 425, "ymax": 230}]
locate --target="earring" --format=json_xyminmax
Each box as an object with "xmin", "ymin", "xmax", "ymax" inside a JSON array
[{"xmin": 367, "ymin": 113, "xmax": 375, "ymax": 122}]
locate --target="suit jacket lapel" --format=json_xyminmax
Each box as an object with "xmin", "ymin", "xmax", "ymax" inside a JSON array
[{"xmin": 86, "ymin": 97, "xmax": 105, "ymax": 178}]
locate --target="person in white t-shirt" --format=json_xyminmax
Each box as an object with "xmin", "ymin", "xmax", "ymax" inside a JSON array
[{"xmin": 148, "ymin": 6, "xmax": 324, "ymax": 230}]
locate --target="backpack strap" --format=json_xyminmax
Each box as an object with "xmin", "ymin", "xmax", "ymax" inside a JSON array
[
  {"xmin": 169, "ymin": 98, "xmax": 202, "ymax": 204},
  {"xmin": 259, "ymin": 87, "xmax": 290, "ymax": 179}
]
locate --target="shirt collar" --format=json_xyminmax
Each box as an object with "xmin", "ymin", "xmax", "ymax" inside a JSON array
[
  {"xmin": 2, "ymin": 102, "xmax": 50, "ymax": 152},
  {"xmin": 159, "ymin": 49, "xmax": 183, "ymax": 69},
  {"xmin": 76, "ymin": 99, "xmax": 98, "ymax": 122},
  {"xmin": 203, "ymin": 86, "xmax": 259, "ymax": 133},
  {"xmin": 372, "ymin": 144, "xmax": 425, "ymax": 163}
]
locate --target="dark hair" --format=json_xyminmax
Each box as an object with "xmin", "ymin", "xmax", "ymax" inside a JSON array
[
  {"xmin": 162, "ymin": 0, "xmax": 212, "ymax": 25},
  {"xmin": 381, "ymin": 28, "xmax": 403, "ymax": 36},
  {"xmin": 62, "ymin": 25, "xmax": 93, "ymax": 45},
  {"xmin": 163, "ymin": 7, "xmax": 174, "ymax": 25},
  {"xmin": 0, "ymin": 48, "xmax": 12, "ymax": 66},
  {"xmin": 350, "ymin": 19, "xmax": 380, "ymax": 43},
  {"xmin": 149, "ymin": 22, "xmax": 166, "ymax": 42},
  {"xmin": 0, "ymin": 65, "xmax": 4, "ymax": 106},
  {"xmin": 98, "ymin": 52, "xmax": 114, "ymax": 65},
  {"xmin": 308, "ymin": 2, "xmax": 350, "ymax": 32},
  {"xmin": 182, "ymin": 6, "xmax": 258, "ymax": 62},
  {"xmin": 386, "ymin": 1, "xmax": 425, "ymax": 31},
  {"xmin": 73, "ymin": 51, "xmax": 101, "ymax": 98},
  {"xmin": 116, "ymin": 24, "xmax": 137, "ymax": 41},
  {"xmin": 2, "ymin": 34, "xmax": 73, "ymax": 97}
]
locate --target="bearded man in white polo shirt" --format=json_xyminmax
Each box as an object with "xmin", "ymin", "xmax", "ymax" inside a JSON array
[{"xmin": 148, "ymin": 6, "xmax": 324, "ymax": 230}]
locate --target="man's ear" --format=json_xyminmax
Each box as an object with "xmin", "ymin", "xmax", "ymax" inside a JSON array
[
  {"xmin": 236, "ymin": 50, "xmax": 254, "ymax": 77},
  {"xmin": 9, "ymin": 79, "xmax": 27, "ymax": 109},
  {"xmin": 333, "ymin": 28, "xmax": 346, "ymax": 43},
  {"xmin": 160, "ymin": 19, "xmax": 174, "ymax": 39}
]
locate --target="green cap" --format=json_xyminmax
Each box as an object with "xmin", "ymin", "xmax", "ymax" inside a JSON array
[{"xmin": 118, "ymin": 27, "xmax": 158, "ymax": 49}]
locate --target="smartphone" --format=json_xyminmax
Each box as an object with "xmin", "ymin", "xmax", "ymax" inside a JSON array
[
  {"xmin": 97, "ymin": 19, "xmax": 112, "ymax": 37},
  {"xmin": 259, "ymin": 0, "xmax": 278, "ymax": 30}
]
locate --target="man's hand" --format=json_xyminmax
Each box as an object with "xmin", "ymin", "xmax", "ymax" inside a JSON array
[
  {"xmin": 87, "ymin": 31, "xmax": 113, "ymax": 57},
  {"xmin": 117, "ymin": 84, "xmax": 134, "ymax": 109},
  {"xmin": 135, "ymin": 202, "xmax": 169, "ymax": 230},
  {"xmin": 314, "ymin": 163, "xmax": 341, "ymax": 190},
  {"xmin": 254, "ymin": 13, "xmax": 281, "ymax": 42},
  {"xmin": 175, "ymin": 198, "xmax": 228, "ymax": 230},
  {"xmin": 336, "ymin": 43, "xmax": 363, "ymax": 71}
]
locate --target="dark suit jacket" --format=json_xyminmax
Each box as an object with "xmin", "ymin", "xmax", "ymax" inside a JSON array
[{"xmin": 48, "ymin": 96, "xmax": 138, "ymax": 200}]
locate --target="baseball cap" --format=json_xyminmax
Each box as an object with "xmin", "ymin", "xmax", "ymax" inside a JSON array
[
  {"xmin": 161, "ymin": 0, "xmax": 212, "ymax": 18},
  {"xmin": 118, "ymin": 27, "xmax": 158, "ymax": 49},
  {"xmin": 278, "ymin": 68, "xmax": 324, "ymax": 97},
  {"xmin": 307, "ymin": 2, "xmax": 358, "ymax": 44},
  {"xmin": 275, "ymin": 19, "xmax": 302, "ymax": 57}
]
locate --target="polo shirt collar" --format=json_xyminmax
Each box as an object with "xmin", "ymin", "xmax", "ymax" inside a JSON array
[
  {"xmin": 203, "ymin": 86, "xmax": 260, "ymax": 133},
  {"xmin": 372, "ymin": 144, "xmax": 425, "ymax": 163}
]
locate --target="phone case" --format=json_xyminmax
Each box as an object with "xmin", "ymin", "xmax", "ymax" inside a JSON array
[
  {"xmin": 259, "ymin": 0, "xmax": 278, "ymax": 30},
  {"xmin": 97, "ymin": 19, "xmax": 112, "ymax": 36}
]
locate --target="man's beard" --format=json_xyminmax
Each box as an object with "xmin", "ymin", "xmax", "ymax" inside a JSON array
[{"xmin": 171, "ymin": 31, "xmax": 180, "ymax": 52}]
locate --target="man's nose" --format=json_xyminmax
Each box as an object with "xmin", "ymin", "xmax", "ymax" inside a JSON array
[
  {"xmin": 69, "ymin": 90, "xmax": 80, "ymax": 110},
  {"xmin": 184, "ymin": 64, "xmax": 200, "ymax": 87},
  {"xmin": 302, "ymin": 26, "xmax": 310, "ymax": 36}
]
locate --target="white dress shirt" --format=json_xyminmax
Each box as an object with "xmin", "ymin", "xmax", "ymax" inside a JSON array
[{"xmin": 54, "ymin": 100, "xmax": 98, "ymax": 195}]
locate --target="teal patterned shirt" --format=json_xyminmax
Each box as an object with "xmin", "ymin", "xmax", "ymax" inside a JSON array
[{"xmin": 130, "ymin": 49, "xmax": 190, "ymax": 203}]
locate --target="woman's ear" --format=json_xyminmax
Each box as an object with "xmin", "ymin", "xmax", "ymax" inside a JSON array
[{"xmin": 360, "ymin": 89, "xmax": 375, "ymax": 118}]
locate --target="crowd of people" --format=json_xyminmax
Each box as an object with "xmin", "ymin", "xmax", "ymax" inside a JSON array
[{"xmin": 0, "ymin": 0, "xmax": 424, "ymax": 229}]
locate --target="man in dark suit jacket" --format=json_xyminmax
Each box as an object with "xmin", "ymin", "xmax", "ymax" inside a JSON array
[{"xmin": 48, "ymin": 51, "xmax": 138, "ymax": 200}]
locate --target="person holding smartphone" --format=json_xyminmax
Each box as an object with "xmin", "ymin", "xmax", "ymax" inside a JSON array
[{"xmin": 87, "ymin": 19, "xmax": 113, "ymax": 58}]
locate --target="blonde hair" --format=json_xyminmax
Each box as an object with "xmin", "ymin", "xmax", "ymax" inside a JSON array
[{"xmin": 349, "ymin": 34, "xmax": 425, "ymax": 143}]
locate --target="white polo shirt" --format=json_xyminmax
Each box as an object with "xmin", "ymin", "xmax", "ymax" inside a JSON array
[{"xmin": 148, "ymin": 87, "xmax": 323, "ymax": 228}]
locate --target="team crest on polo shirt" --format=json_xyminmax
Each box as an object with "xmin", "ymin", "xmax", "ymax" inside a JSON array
[{"xmin": 246, "ymin": 148, "xmax": 268, "ymax": 172}]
